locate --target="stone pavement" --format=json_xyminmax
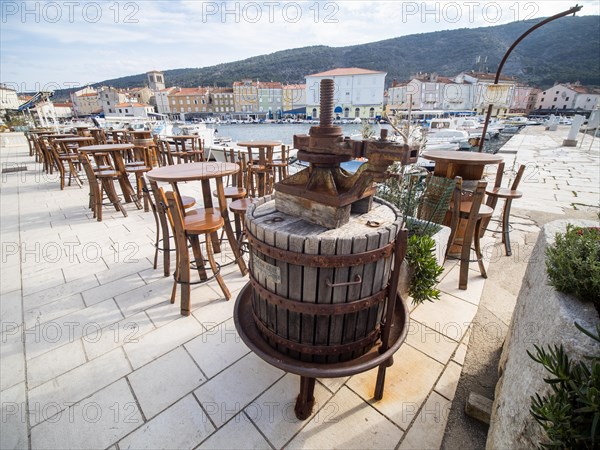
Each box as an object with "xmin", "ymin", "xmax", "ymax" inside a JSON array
[
  {"xmin": 0, "ymin": 125, "xmax": 598, "ymax": 449},
  {"xmin": 442, "ymin": 125, "xmax": 599, "ymax": 449}
]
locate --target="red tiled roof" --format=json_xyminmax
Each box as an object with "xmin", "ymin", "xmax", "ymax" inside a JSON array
[
  {"xmin": 569, "ymin": 84, "xmax": 589, "ymax": 94},
  {"xmin": 307, "ymin": 67, "xmax": 386, "ymax": 77},
  {"xmin": 53, "ymin": 103, "xmax": 72, "ymax": 108},
  {"xmin": 79, "ymin": 92, "xmax": 97, "ymax": 97},
  {"xmin": 258, "ymin": 82, "xmax": 282, "ymax": 89},
  {"xmin": 171, "ymin": 87, "xmax": 206, "ymax": 96}
]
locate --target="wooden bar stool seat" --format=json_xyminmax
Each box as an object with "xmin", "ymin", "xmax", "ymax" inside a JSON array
[
  {"xmin": 447, "ymin": 180, "xmax": 490, "ymax": 290},
  {"xmin": 144, "ymin": 178, "xmax": 196, "ymax": 276},
  {"xmin": 229, "ymin": 197, "xmax": 257, "ymax": 246},
  {"xmin": 79, "ymin": 153, "xmax": 127, "ymax": 221},
  {"xmin": 164, "ymin": 190, "xmax": 231, "ymax": 315},
  {"xmin": 125, "ymin": 164, "xmax": 151, "ymax": 211},
  {"xmin": 484, "ymin": 164, "xmax": 526, "ymax": 256}
]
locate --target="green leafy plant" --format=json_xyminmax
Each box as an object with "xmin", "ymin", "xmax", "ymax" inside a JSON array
[
  {"xmin": 528, "ymin": 323, "xmax": 600, "ymax": 449},
  {"xmin": 545, "ymin": 225, "xmax": 600, "ymax": 316},
  {"xmin": 405, "ymin": 234, "xmax": 444, "ymax": 305}
]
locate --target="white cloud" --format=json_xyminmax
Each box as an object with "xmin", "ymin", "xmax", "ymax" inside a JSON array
[{"xmin": 1, "ymin": 0, "xmax": 598, "ymax": 87}]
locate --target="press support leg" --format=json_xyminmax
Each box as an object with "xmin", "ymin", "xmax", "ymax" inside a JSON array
[{"xmin": 295, "ymin": 377, "xmax": 316, "ymax": 420}]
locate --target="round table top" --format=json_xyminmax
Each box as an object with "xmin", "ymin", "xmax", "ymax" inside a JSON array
[
  {"xmin": 54, "ymin": 136, "xmax": 95, "ymax": 143},
  {"xmin": 147, "ymin": 162, "xmax": 239, "ymax": 182},
  {"xmin": 29, "ymin": 129, "xmax": 55, "ymax": 134},
  {"xmin": 79, "ymin": 143, "xmax": 134, "ymax": 152},
  {"xmin": 237, "ymin": 140, "xmax": 281, "ymax": 147},
  {"xmin": 422, "ymin": 150, "xmax": 503, "ymax": 165},
  {"xmin": 42, "ymin": 134, "xmax": 76, "ymax": 139}
]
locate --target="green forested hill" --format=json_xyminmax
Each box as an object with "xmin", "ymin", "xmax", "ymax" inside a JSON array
[{"xmin": 56, "ymin": 15, "xmax": 600, "ymax": 98}]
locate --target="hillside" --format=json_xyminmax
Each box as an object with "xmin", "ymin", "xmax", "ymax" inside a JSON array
[{"xmin": 55, "ymin": 15, "xmax": 599, "ymax": 99}]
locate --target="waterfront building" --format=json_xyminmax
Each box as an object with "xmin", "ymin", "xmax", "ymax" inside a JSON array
[
  {"xmin": 535, "ymin": 82, "xmax": 600, "ymax": 112},
  {"xmin": 155, "ymin": 87, "xmax": 176, "ymax": 115},
  {"xmin": 257, "ymin": 82, "xmax": 283, "ymax": 119},
  {"xmin": 210, "ymin": 87, "xmax": 235, "ymax": 120},
  {"xmin": 70, "ymin": 87, "xmax": 102, "ymax": 117},
  {"xmin": 168, "ymin": 87, "xmax": 208, "ymax": 117},
  {"xmin": 454, "ymin": 71, "xmax": 517, "ymax": 116},
  {"xmin": 106, "ymin": 102, "xmax": 154, "ymax": 118},
  {"xmin": 0, "ymin": 84, "xmax": 20, "ymax": 114},
  {"xmin": 509, "ymin": 85, "xmax": 540, "ymax": 114},
  {"xmin": 233, "ymin": 80, "xmax": 259, "ymax": 119},
  {"xmin": 97, "ymin": 86, "xmax": 127, "ymax": 116},
  {"xmin": 386, "ymin": 73, "xmax": 475, "ymax": 114},
  {"xmin": 282, "ymin": 84, "xmax": 306, "ymax": 117},
  {"xmin": 305, "ymin": 68, "xmax": 386, "ymax": 120}
]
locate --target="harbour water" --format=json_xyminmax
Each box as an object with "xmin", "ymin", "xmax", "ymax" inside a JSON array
[
  {"xmin": 209, "ymin": 122, "xmax": 515, "ymax": 153},
  {"xmin": 209, "ymin": 123, "xmax": 373, "ymax": 146}
]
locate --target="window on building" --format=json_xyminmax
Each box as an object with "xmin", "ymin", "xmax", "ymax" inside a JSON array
[
  {"xmin": 369, "ymin": 107, "xmax": 375, "ymax": 118},
  {"xmin": 551, "ymin": 105, "xmax": 555, "ymax": 109},
  {"xmin": 553, "ymin": 97, "xmax": 557, "ymax": 101},
  {"xmin": 179, "ymin": 100, "xmax": 183, "ymax": 105},
  {"xmin": 187, "ymin": 99, "xmax": 190, "ymax": 104},
  {"xmin": 355, "ymin": 108, "xmax": 360, "ymax": 118},
  {"xmin": 107, "ymin": 101, "xmax": 110, "ymax": 105},
  {"xmin": 195, "ymin": 107, "xmax": 198, "ymax": 112},
  {"xmin": 565, "ymin": 97, "xmax": 569, "ymax": 101},
  {"xmin": 312, "ymin": 108, "xmax": 317, "ymax": 118},
  {"xmin": 541, "ymin": 98, "xmax": 544, "ymax": 102},
  {"xmin": 187, "ymin": 107, "xmax": 191, "ymax": 112},
  {"xmin": 344, "ymin": 107, "xmax": 349, "ymax": 118},
  {"xmin": 119, "ymin": 109, "xmax": 122, "ymax": 113},
  {"xmin": 555, "ymin": 90, "xmax": 559, "ymax": 94},
  {"xmin": 562, "ymin": 106, "xmax": 567, "ymax": 109},
  {"xmin": 194, "ymin": 99, "xmax": 198, "ymax": 104}
]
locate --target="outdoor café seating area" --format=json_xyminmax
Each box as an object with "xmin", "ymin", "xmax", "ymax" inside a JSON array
[{"xmin": 3, "ymin": 121, "xmax": 546, "ymax": 449}]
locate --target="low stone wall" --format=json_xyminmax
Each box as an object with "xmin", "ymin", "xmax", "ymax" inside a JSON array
[{"xmin": 486, "ymin": 219, "xmax": 600, "ymax": 449}]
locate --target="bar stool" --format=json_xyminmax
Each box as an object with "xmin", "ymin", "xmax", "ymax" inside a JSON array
[
  {"xmin": 268, "ymin": 144, "xmax": 290, "ymax": 183},
  {"xmin": 143, "ymin": 177, "xmax": 196, "ymax": 276},
  {"xmin": 79, "ymin": 153, "xmax": 127, "ymax": 221},
  {"xmin": 51, "ymin": 140, "xmax": 83, "ymax": 189},
  {"xmin": 164, "ymin": 190, "xmax": 231, "ymax": 315},
  {"xmin": 484, "ymin": 164, "xmax": 526, "ymax": 256},
  {"xmin": 214, "ymin": 148, "xmax": 246, "ymax": 201},
  {"xmin": 447, "ymin": 179, "xmax": 492, "ymax": 290}
]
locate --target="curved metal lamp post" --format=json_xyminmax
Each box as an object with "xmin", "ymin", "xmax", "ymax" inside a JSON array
[{"xmin": 478, "ymin": 4, "xmax": 583, "ymax": 152}]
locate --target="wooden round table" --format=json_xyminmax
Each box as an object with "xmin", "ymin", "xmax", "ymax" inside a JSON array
[
  {"xmin": 237, "ymin": 141, "xmax": 282, "ymax": 196},
  {"xmin": 422, "ymin": 150, "xmax": 503, "ymax": 181},
  {"xmin": 79, "ymin": 143, "xmax": 138, "ymax": 204},
  {"xmin": 165, "ymin": 135, "xmax": 203, "ymax": 163},
  {"xmin": 147, "ymin": 161, "xmax": 248, "ymax": 280}
]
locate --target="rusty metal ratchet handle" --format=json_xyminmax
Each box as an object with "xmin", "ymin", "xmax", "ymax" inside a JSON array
[{"xmin": 326, "ymin": 275, "xmax": 362, "ymax": 288}]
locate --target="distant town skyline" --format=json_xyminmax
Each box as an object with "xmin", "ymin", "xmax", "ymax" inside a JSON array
[{"xmin": 2, "ymin": 1, "xmax": 599, "ymax": 90}]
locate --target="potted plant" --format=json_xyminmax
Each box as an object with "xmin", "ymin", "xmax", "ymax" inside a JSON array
[{"xmin": 376, "ymin": 113, "xmax": 450, "ymax": 305}]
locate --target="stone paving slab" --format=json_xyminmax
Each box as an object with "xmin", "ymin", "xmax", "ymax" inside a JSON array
[{"xmin": 1, "ymin": 125, "xmax": 597, "ymax": 449}]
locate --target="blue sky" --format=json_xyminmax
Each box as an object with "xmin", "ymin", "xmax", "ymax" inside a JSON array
[{"xmin": 1, "ymin": 1, "xmax": 599, "ymax": 92}]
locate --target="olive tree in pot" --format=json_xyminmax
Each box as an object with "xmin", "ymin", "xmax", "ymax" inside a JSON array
[{"xmin": 376, "ymin": 157, "xmax": 452, "ymax": 306}]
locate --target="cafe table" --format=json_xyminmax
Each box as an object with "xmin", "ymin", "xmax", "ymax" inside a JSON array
[
  {"xmin": 422, "ymin": 150, "xmax": 504, "ymax": 255},
  {"xmin": 78, "ymin": 143, "xmax": 140, "ymax": 206},
  {"xmin": 147, "ymin": 162, "xmax": 248, "ymax": 277},
  {"xmin": 165, "ymin": 135, "xmax": 203, "ymax": 162},
  {"xmin": 422, "ymin": 150, "xmax": 503, "ymax": 181},
  {"xmin": 237, "ymin": 140, "xmax": 282, "ymax": 196}
]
